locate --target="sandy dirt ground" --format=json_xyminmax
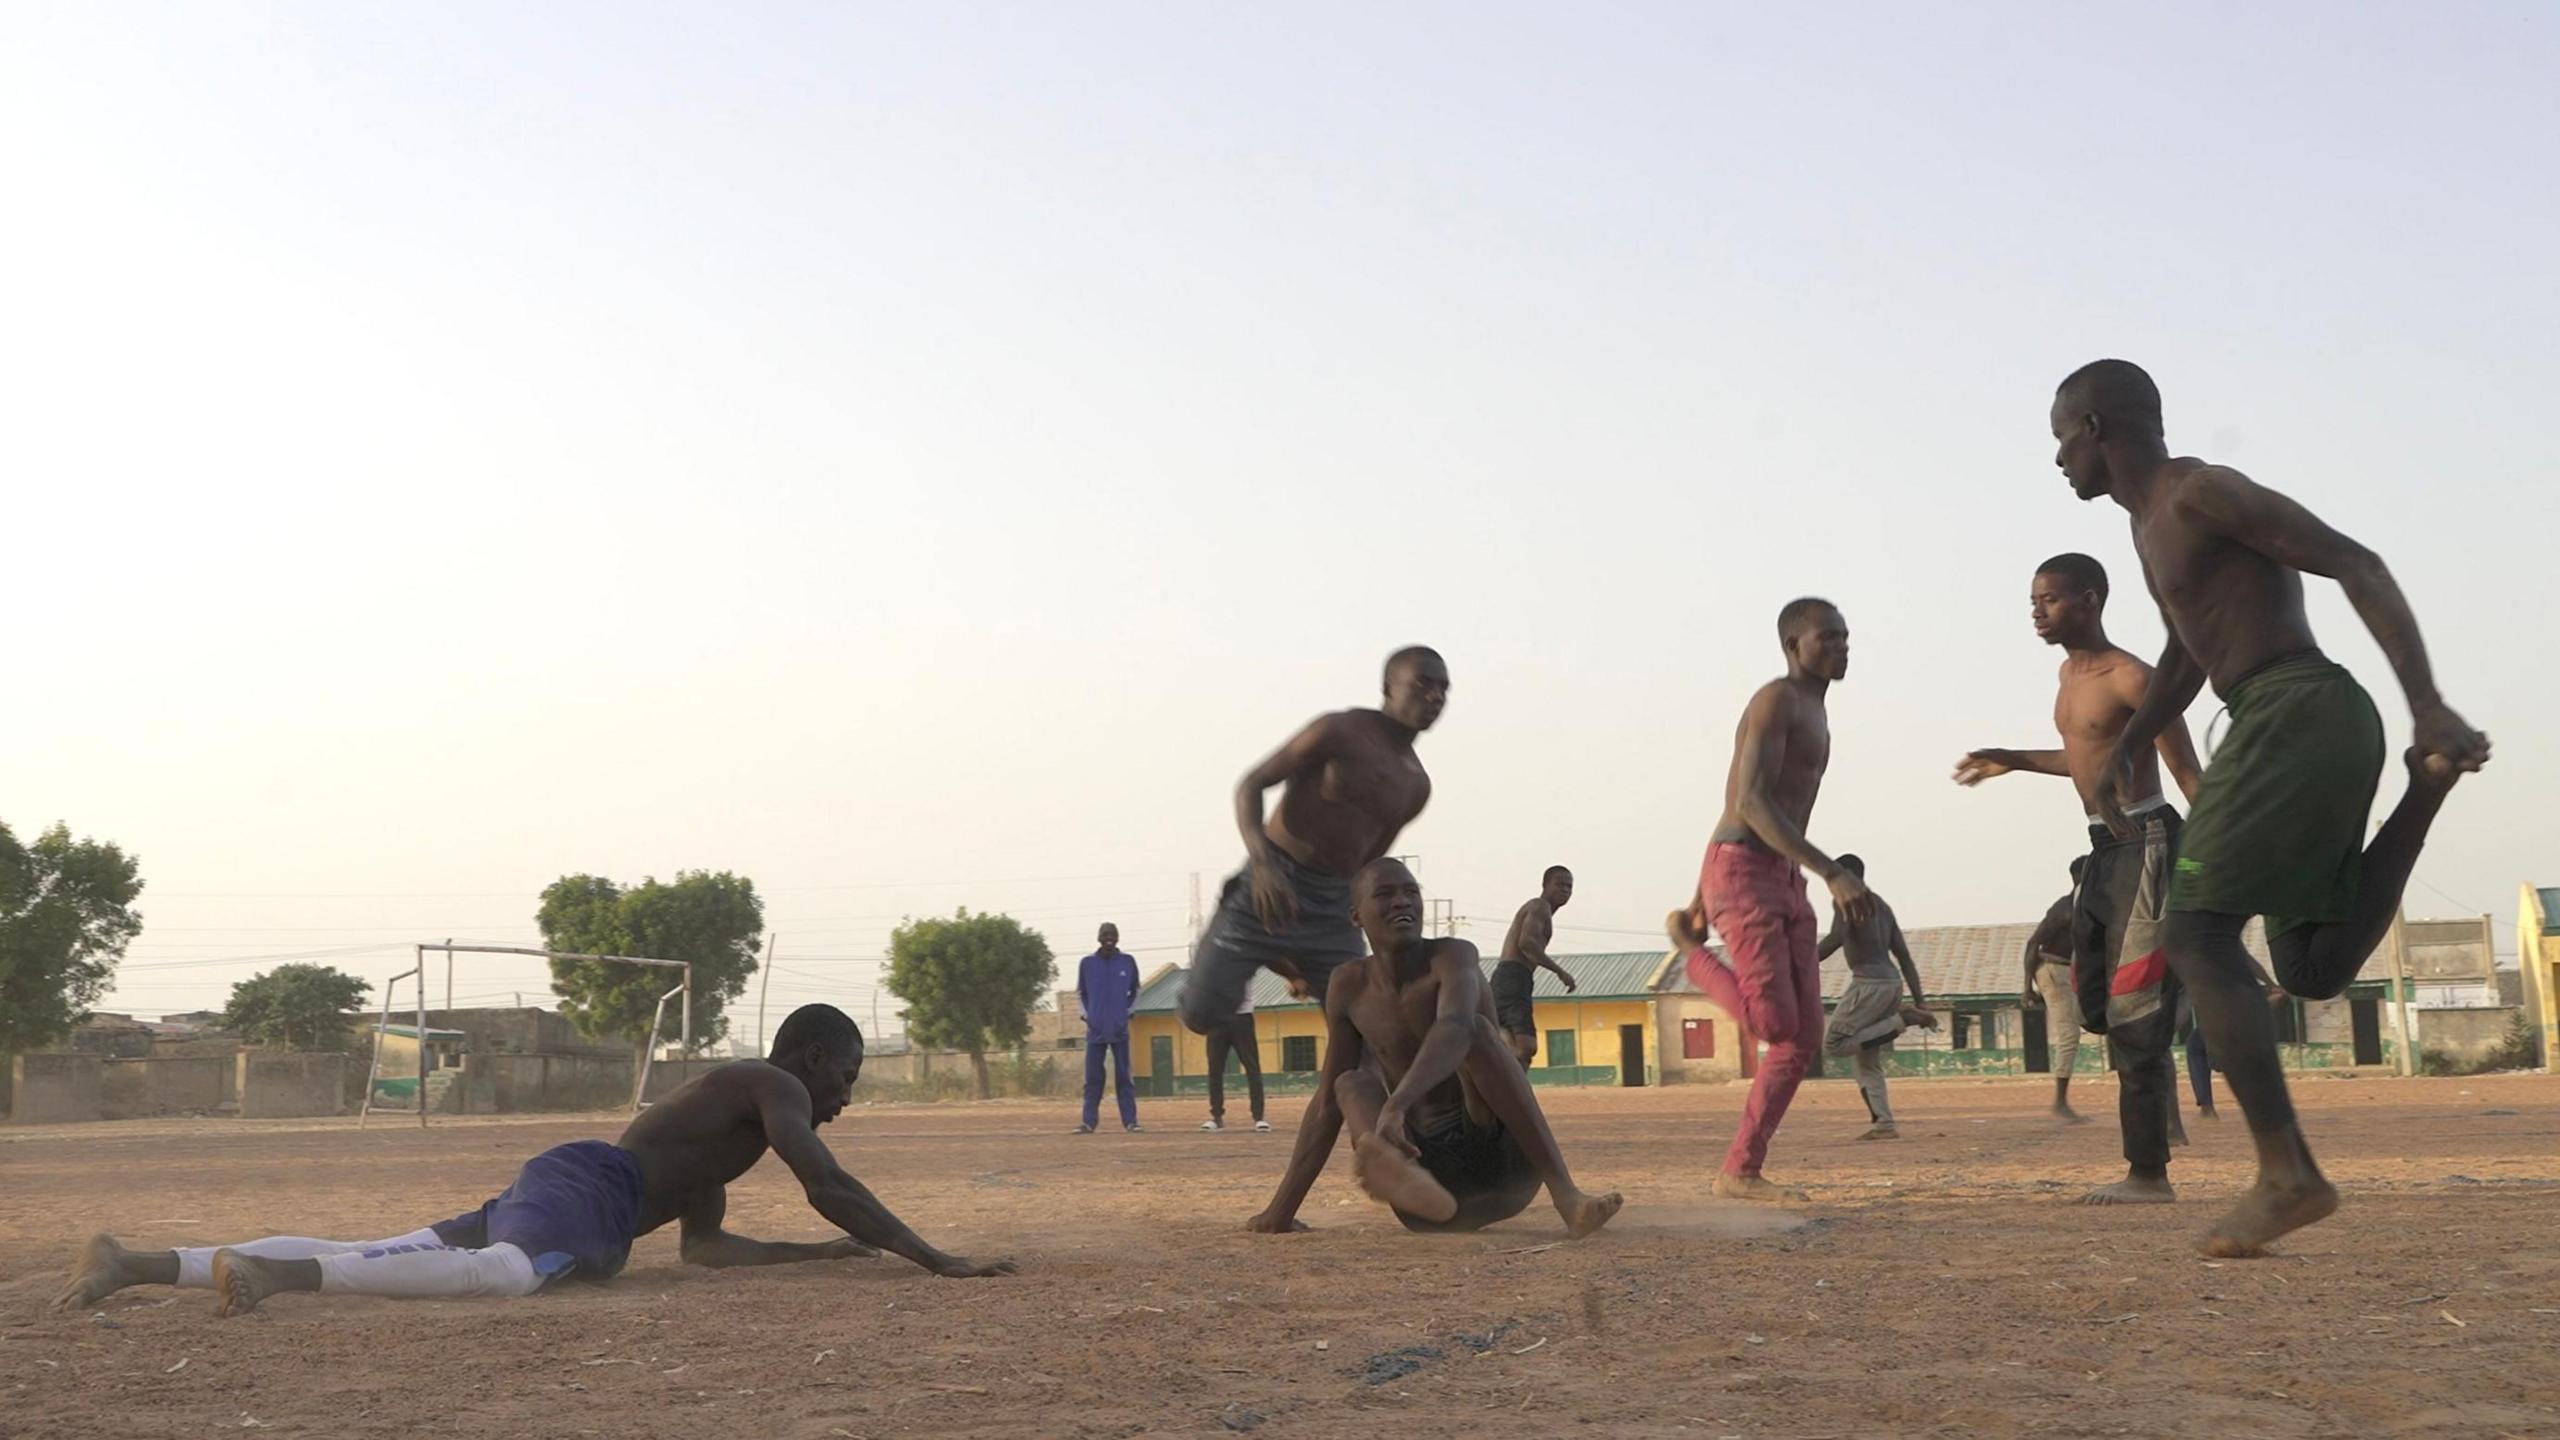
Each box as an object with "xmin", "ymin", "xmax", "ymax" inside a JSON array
[{"xmin": 4, "ymin": 1073, "xmax": 2557, "ymax": 1439}]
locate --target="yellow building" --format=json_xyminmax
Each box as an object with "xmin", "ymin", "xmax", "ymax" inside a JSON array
[
  {"xmin": 2519, "ymin": 886, "xmax": 2559, "ymax": 1070},
  {"xmin": 1125, "ymin": 951, "xmax": 1696, "ymax": 1097}
]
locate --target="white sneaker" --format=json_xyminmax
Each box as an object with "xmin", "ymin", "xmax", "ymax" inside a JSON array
[
  {"xmin": 1201, "ymin": 1119, "xmax": 1223, "ymax": 1131},
  {"xmin": 1253, "ymin": 1120, "xmax": 1273, "ymax": 1133}
]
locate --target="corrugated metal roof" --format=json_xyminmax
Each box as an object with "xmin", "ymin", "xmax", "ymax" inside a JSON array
[
  {"xmin": 1132, "ymin": 949, "xmax": 1674, "ymax": 1014},
  {"xmin": 1658, "ymin": 920, "xmax": 2277, "ymax": 1002}
]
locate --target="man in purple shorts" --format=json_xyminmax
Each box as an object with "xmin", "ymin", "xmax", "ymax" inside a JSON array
[{"xmin": 56, "ymin": 1005, "xmax": 1014, "ymax": 1316}]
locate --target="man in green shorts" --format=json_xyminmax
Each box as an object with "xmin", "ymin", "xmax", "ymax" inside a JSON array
[{"xmin": 2050, "ymin": 359, "xmax": 2490, "ymax": 1257}]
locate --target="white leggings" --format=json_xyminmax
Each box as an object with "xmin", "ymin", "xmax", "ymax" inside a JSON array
[{"xmin": 174, "ymin": 1230, "xmax": 543, "ymax": 1299}]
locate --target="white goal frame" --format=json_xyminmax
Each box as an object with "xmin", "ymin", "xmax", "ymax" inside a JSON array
[{"xmin": 358, "ymin": 943, "xmax": 692, "ymax": 1127}]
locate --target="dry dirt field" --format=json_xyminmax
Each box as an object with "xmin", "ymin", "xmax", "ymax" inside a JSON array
[{"xmin": 5, "ymin": 1073, "xmax": 2558, "ymax": 1439}]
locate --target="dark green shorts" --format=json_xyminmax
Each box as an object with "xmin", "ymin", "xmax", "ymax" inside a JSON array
[{"xmin": 2167, "ymin": 652, "xmax": 2385, "ymax": 937}]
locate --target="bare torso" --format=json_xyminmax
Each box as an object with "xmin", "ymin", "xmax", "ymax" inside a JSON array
[
  {"xmin": 2133, "ymin": 460, "xmax": 2321, "ymax": 695},
  {"xmin": 1334, "ymin": 942, "xmax": 1496, "ymax": 1129},
  {"xmin": 1711, "ymin": 679, "xmax": 1829, "ymax": 850},
  {"xmin": 2054, "ymin": 649, "xmax": 2168, "ymax": 809},
  {"xmin": 615, "ymin": 1063, "xmax": 794, "ymax": 1234},
  {"xmin": 1498, "ymin": 898, "xmax": 1551, "ymax": 967},
  {"xmin": 1267, "ymin": 710, "xmax": 1432, "ymax": 875}
]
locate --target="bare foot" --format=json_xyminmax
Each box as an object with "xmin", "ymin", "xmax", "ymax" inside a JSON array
[
  {"xmin": 1711, "ymin": 1173, "xmax": 1807, "ymax": 1204},
  {"xmin": 2079, "ymin": 1175, "xmax": 2176, "ymax": 1206},
  {"xmin": 1558, "ymin": 1189, "xmax": 1624, "ymax": 1239},
  {"xmin": 2202, "ymin": 1177, "xmax": 2339, "ymax": 1257},
  {"xmin": 2052, "ymin": 1105, "xmax": 2089, "ymax": 1125},
  {"xmin": 1856, "ymin": 1124, "xmax": 1899, "ymax": 1141},
  {"xmin": 212, "ymin": 1250, "xmax": 297, "ymax": 1318},
  {"xmin": 56, "ymin": 1234, "xmax": 137, "ymax": 1310},
  {"xmin": 2408, "ymin": 745, "xmax": 2465, "ymax": 792},
  {"xmin": 1352, "ymin": 1139, "xmax": 1456, "ymax": 1223},
  {"xmin": 2197, "ymin": 1105, "xmax": 2220, "ymax": 1121}
]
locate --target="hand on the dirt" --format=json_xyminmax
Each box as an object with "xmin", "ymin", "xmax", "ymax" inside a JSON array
[
  {"xmin": 1826, "ymin": 869, "xmax": 1875, "ymax": 927},
  {"xmin": 1245, "ymin": 1211, "xmax": 1310, "ymax": 1234},
  {"xmin": 1953, "ymin": 749, "xmax": 2015, "ymax": 786},
  {"xmin": 932, "ymin": 1255, "xmax": 1017, "ymax": 1278},
  {"xmin": 1247, "ymin": 857, "xmax": 1300, "ymax": 931}
]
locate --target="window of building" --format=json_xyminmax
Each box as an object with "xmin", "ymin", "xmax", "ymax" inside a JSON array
[
  {"xmin": 1281, "ymin": 1035, "xmax": 1319, "ymax": 1073},
  {"xmin": 1546, "ymin": 1030, "xmax": 1578, "ymax": 1068}
]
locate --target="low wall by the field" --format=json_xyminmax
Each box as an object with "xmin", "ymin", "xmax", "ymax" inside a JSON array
[
  {"xmin": 238, "ymin": 1053, "xmax": 344, "ymax": 1119},
  {"xmin": 2416, "ymin": 1006, "xmax": 2525, "ymax": 1064},
  {"xmin": 8, "ymin": 1053, "xmax": 103, "ymax": 1124},
  {"xmin": 101, "ymin": 1056, "xmax": 235, "ymax": 1119}
]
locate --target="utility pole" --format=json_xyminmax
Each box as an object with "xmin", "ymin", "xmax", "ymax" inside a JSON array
[
  {"xmin": 2384, "ymin": 909, "xmax": 2417, "ymax": 1076},
  {"xmin": 754, "ymin": 934, "xmax": 777, "ymax": 1056},
  {"xmin": 444, "ymin": 937, "xmax": 453, "ymax": 1014}
]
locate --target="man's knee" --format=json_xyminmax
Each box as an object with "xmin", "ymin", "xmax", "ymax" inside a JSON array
[{"xmin": 2268, "ymin": 930, "xmax": 2350, "ymax": 1000}]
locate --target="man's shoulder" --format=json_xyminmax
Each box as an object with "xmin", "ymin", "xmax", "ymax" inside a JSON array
[
  {"xmin": 1514, "ymin": 896, "xmax": 1551, "ymax": 919},
  {"xmin": 1428, "ymin": 937, "xmax": 1483, "ymax": 969}
]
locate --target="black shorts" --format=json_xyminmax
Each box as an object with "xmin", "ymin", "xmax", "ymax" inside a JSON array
[
  {"xmin": 1490, "ymin": 962, "xmax": 1537, "ymax": 1039},
  {"xmin": 1393, "ymin": 1107, "xmax": 1539, "ymax": 1234}
]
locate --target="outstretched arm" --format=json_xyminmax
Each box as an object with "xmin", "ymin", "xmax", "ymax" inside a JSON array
[
  {"xmin": 754, "ymin": 1074, "xmax": 1013, "ymax": 1278},
  {"xmin": 678, "ymin": 1184, "xmax": 878, "ymax": 1269},
  {"xmin": 1952, "ymin": 747, "xmax": 2070, "ymax": 786},
  {"xmin": 1250, "ymin": 986, "xmax": 1365, "ymax": 1232},
  {"xmin": 2181, "ymin": 466, "xmax": 2487, "ymax": 770}
]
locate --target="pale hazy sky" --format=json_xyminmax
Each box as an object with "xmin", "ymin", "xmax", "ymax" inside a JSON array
[{"xmin": 6, "ymin": 3, "xmax": 2553, "ymax": 1036}]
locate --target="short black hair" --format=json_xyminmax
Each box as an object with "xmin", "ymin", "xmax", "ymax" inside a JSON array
[
  {"xmin": 1777, "ymin": 597, "xmax": 1838, "ymax": 641},
  {"xmin": 1836, "ymin": 853, "xmax": 1865, "ymax": 877},
  {"xmin": 1543, "ymin": 865, "xmax": 1572, "ymax": 884},
  {"xmin": 1384, "ymin": 645, "xmax": 1444, "ymax": 681},
  {"xmin": 771, "ymin": 1004, "xmax": 862, "ymax": 1062},
  {"xmin": 2035, "ymin": 552, "xmax": 2109, "ymax": 601},
  {"xmin": 2056, "ymin": 358, "xmax": 2163, "ymax": 439}
]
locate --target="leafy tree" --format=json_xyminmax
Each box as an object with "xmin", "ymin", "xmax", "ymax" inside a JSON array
[
  {"xmin": 538, "ymin": 871, "xmax": 763, "ymax": 1064},
  {"xmin": 0, "ymin": 821, "xmax": 145, "ymax": 1058},
  {"xmin": 222, "ymin": 963, "xmax": 371, "ymax": 1051},
  {"xmin": 884, "ymin": 909, "xmax": 1054, "ymax": 1099}
]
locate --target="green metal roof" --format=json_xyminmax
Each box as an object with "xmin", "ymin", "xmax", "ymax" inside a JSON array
[{"xmin": 1132, "ymin": 950, "xmax": 1673, "ymax": 1014}]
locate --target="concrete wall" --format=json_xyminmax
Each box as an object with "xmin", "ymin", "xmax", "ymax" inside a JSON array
[
  {"xmin": 641, "ymin": 1058, "xmax": 728, "ymax": 1102},
  {"xmin": 237, "ymin": 1053, "xmax": 345, "ymax": 1119},
  {"xmin": 1656, "ymin": 994, "xmax": 1745, "ymax": 1084},
  {"xmin": 448, "ymin": 1053, "xmax": 637, "ymax": 1114},
  {"xmin": 419, "ymin": 1008, "xmax": 626, "ymax": 1058},
  {"xmin": 8, "ymin": 1053, "xmax": 103, "ymax": 1124},
  {"xmin": 100, "ymin": 1057, "xmax": 234, "ymax": 1119},
  {"xmin": 2417, "ymin": 1006, "xmax": 2526, "ymax": 1064}
]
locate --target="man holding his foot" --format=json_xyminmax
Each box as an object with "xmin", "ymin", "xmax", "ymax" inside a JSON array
[
  {"xmin": 57, "ymin": 1005, "xmax": 1013, "ymax": 1316},
  {"xmin": 1245, "ymin": 858, "xmax": 1622, "ymax": 1239},
  {"xmin": 1669, "ymin": 597, "xmax": 1865, "ymax": 1203},
  {"xmin": 1815, "ymin": 854, "xmax": 1937, "ymax": 1140},
  {"xmin": 2052, "ymin": 358, "xmax": 2489, "ymax": 1255},
  {"xmin": 1955, "ymin": 552, "xmax": 2203, "ymax": 1205}
]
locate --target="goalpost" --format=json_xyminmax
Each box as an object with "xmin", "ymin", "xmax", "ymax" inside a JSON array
[{"xmin": 358, "ymin": 942, "xmax": 692, "ymax": 1128}]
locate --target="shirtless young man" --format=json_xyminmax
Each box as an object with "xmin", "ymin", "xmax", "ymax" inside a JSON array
[
  {"xmin": 57, "ymin": 1006, "xmax": 1013, "ymax": 1315},
  {"xmin": 2053, "ymin": 358, "xmax": 2489, "ymax": 1255},
  {"xmin": 1668, "ymin": 598, "xmax": 1869, "ymax": 1202},
  {"xmin": 1245, "ymin": 859, "xmax": 1621, "ymax": 1238},
  {"xmin": 1492, "ymin": 866, "xmax": 1579, "ymax": 1065},
  {"xmin": 1955, "ymin": 553, "xmax": 2203, "ymax": 1202},
  {"xmin": 1814, "ymin": 854, "xmax": 1938, "ymax": 1141},
  {"xmin": 1180, "ymin": 647, "xmax": 1447, "ymax": 1034}
]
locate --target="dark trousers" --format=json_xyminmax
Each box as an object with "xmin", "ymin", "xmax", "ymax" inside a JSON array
[
  {"xmin": 2184, "ymin": 1013, "xmax": 2215, "ymax": 1109},
  {"xmin": 1082, "ymin": 1037, "xmax": 1136, "ymax": 1130},
  {"xmin": 1204, "ymin": 1015, "xmax": 1264, "ymax": 1123}
]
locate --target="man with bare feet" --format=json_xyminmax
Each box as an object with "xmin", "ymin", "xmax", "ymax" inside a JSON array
[
  {"xmin": 2019, "ymin": 865, "xmax": 2088, "ymax": 1122},
  {"xmin": 1815, "ymin": 854, "xmax": 1938, "ymax": 1141},
  {"xmin": 1956, "ymin": 553, "xmax": 2203, "ymax": 1204},
  {"xmin": 1245, "ymin": 859, "xmax": 1622, "ymax": 1238},
  {"xmin": 2051, "ymin": 358, "xmax": 2489, "ymax": 1255},
  {"xmin": 57, "ymin": 1006, "xmax": 1013, "ymax": 1315},
  {"xmin": 1667, "ymin": 598, "xmax": 1865, "ymax": 1203},
  {"xmin": 1493, "ymin": 866, "xmax": 1579, "ymax": 1065},
  {"xmin": 1180, "ymin": 647, "xmax": 1448, "ymax": 1034}
]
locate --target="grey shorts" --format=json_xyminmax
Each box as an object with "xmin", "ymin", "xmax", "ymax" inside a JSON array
[{"xmin": 1177, "ymin": 851, "xmax": 1367, "ymax": 1033}]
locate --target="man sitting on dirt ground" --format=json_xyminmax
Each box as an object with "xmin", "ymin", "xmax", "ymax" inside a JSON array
[
  {"xmin": 1246, "ymin": 858, "xmax": 1623, "ymax": 1239},
  {"xmin": 57, "ymin": 1004, "xmax": 1014, "ymax": 1316}
]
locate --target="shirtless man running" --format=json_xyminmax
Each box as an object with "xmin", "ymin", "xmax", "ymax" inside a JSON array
[
  {"xmin": 1180, "ymin": 647, "xmax": 1447, "ymax": 1034},
  {"xmin": 1955, "ymin": 552, "xmax": 2202, "ymax": 1202},
  {"xmin": 1668, "ymin": 597, "xmax": 1868, "ymax": 1202},
  {"xmin": 1245, "ymin": 858, "xmax": 1621, "ymax": 1238},
  {"xmin": 57, "ymin": 1005, "xmax": 1013, "ymax": 1315},
  {"xmin": 2052, "ymin": 358, "xmax": 2489, "ymax": 1254},
  {"xmin": 1492, "ymin": 866, "xmax": 1579, "ymax": 1065}
]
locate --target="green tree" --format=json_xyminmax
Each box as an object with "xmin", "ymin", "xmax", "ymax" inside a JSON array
[
  {"xmin": 222, "ymin": 963, "xmax": 372, "ymax": 1052},
  {"xmin": 0, "ymin": 820, "xmax": 145, "ymax": 1058},
  {"xmin": 884, "ymin": 909, "xmax": 1054, "ymax": 1099},
  {"xmin": 538, "ymin": 870, "xmax": 763, "ymax": 1065}
]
